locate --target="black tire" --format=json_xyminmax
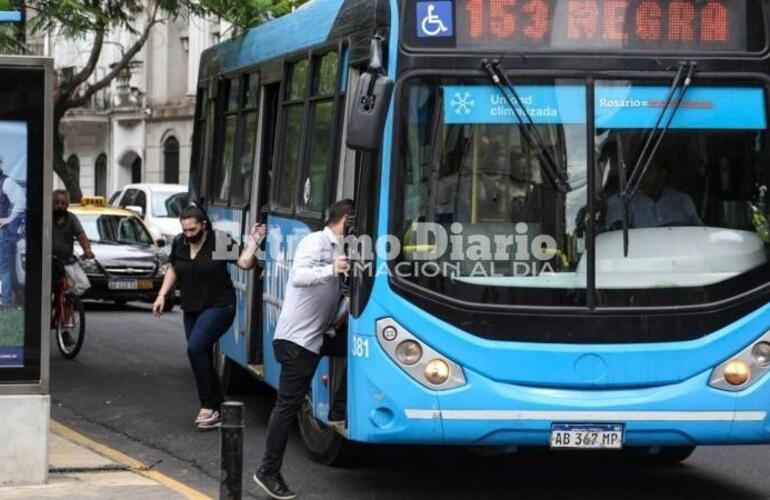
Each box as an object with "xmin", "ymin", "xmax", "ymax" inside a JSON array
[
  {"xmin": 298, "ymin": 394, "xmax": 357, "ymax": 466},
  {"xmin": 651, "ymin": 446, "xmax": 696, "ymax": 464},
  {"xmin": 56, "ymin": 294, "xmax": 85, "ymax": 359}
]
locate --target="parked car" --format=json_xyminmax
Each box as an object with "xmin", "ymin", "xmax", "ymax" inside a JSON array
[
  {"xmin": 71, "ymin": 197, "xmax": 174, "ymax": 310},
  {"xmin": 111, "ymin": 183, "xmax": 187, "ymax": 242}
]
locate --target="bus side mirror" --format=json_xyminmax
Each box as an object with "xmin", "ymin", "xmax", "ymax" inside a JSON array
[{"xmin": 346, "ymin": 37, "xmax": 394, "ymax": 152}]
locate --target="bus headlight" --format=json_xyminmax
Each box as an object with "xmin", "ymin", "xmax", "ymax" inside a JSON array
[
  {"xmin": 396, "ymin": 340, "xmax": 422, "ymax": 365},
  {"xmin": 723, "ymin": 360, "xmax": 750, "ymax": 386},
  {"xmin": 710, "ymin": 330, "xmax": 770, "ymax": 391},
  {"xmin": 376, "ymin": 318, "xmax": 466, "ymax": 390},
  {"xmin": 424, "ymin": 359, "xmax": 450, "ymax": 385},
  {"xmin": 752, "ymin": 342, "xmax": 770, "ymax": 367}
]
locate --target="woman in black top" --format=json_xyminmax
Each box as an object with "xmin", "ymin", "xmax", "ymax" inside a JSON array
[{"xmin": 153, "ymin": 204, "xmax": 264, "ymax": 430}]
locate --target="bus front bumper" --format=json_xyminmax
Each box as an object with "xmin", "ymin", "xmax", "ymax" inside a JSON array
[{"xmin": 347, "ymin": 336, "xmax": 770, "ymax": 447}]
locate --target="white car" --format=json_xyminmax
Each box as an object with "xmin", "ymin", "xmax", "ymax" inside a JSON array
[{"xmin": 110, "ymin": 183, "xmax": 187, "ymax": 242}]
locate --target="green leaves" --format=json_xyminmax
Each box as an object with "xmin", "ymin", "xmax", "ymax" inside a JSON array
[
  {"xmin": 201, "ymin": 0, "xmax": 309, "ymax": 29},
  {"xmin": 0, "ymin": 0, "xmax": 306, "ymax": 56}
]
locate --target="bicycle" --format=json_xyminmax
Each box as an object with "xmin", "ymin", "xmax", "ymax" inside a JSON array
[{"xmin": 51, "ymin": 257, "xmax": 86, "ymax": 359}]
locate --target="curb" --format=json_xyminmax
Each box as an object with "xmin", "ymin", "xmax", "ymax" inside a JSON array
[{"xmin": 50, "ymin": 420, "xmax": 213, "ymax": 500}]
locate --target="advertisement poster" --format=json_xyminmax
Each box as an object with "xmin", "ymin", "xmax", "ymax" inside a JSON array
[{"xmin": 0, "ymin": 120, "xmax": 27, "ymax": 368}]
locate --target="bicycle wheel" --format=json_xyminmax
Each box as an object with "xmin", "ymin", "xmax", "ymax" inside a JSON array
[{"xmin": 56, "ymin": 294, "xmax": 85, "ymax": 359}]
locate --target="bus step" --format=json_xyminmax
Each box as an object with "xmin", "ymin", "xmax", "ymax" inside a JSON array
[
  {"xmin": 247, "ymin": 364, "xmax": 264, "ymax": 378},
  {"xmin": 327, "ymin": 420, "xmax": 346, "ymax": 433}
]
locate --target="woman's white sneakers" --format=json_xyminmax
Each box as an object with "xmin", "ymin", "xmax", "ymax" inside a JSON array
[{"xmin": 195, "ymin": 408, "xmax": 221, "ymax": 430}]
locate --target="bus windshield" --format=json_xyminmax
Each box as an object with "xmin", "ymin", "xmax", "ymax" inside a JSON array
[
  {"xmin": 396, "ymin": 78, "xmax": 770, "ymax": 307},
  {"xmin": 397, "ymin": 78, "xmax": 589, "ymax": 306}
]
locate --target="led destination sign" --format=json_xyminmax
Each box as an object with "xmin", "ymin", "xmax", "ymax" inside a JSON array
[{"xmin": 409, "ymin": 0, "xmax": 754, "ymax": 53}]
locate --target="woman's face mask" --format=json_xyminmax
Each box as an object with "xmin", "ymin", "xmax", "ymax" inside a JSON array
[
  {"xmin": 185, "ymin": 230, "xmax": 204, "ymax": 244},
  {"xmin": 181, "ymin": 218, "xmax": 205, "ymax": 244}
]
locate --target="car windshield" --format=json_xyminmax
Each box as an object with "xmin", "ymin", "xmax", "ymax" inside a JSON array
[
  {"xmin": 152, "ymin": 191, "xmax": 187, "ymax": 217},
  {"xmin": 396, "ymin": 78, "xmax": 770, "ymax": 307},
  {"xmin": 79, "ymin": 214, "xmax": 154, "ymax": 246}
]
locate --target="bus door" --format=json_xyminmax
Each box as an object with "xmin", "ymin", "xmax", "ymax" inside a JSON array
[
  {"xmin": 248, "ymin": 81, "xmax": 281, "ymax": 367},
  {"xmin": 324, "ymin": 62, "xmax": 362, "ymax": 423}
]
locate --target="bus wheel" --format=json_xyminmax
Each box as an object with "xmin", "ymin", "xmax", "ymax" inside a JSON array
[
  {"xmin": 653, "ymin": 446, "xmax": 696, "ymax": 464},
  {"xmin": 298, "ymin": 394, "xmax": 356, "ymax": 466}
]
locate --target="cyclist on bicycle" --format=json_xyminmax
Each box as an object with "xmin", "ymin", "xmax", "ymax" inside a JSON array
[{"xmin": 52, "ymin": 190, "xmax": 94, "ymax": 340}]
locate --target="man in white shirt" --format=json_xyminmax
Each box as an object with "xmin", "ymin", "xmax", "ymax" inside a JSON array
[
  {"xmin": 605, "ymin": 160, "xmax": 701, "ymax": 230},
  {"xmin": 254, "ymin": 199, "xmax": 354, "ymax": 500},
  {"xmin": 0, "ymin": 154, "xmax": 27, "ymax": 305}
]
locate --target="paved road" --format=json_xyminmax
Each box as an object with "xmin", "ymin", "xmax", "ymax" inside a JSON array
[{"xmin": 50, "ymin": 302, "xmax": 770, "ymax": 499}]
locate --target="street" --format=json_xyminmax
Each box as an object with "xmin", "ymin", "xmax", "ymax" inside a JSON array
[{"xmin": 50, "ymin": 302, "xmax": 770, "ymax": 500}]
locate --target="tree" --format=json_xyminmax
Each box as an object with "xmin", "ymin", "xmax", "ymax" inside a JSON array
[{"xmin": 0, "ymin": 0, "xmax": 272, "ymax": 201}]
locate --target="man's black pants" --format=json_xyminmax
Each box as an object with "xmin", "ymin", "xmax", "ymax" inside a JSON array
[{"xmin": 261, "ymin": 339, "xmax": 321, "ymax": 474}]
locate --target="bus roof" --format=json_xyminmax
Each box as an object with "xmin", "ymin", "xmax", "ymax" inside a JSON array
[{"xmin": 199, "ymin": 0, "xmax": 389, "ymax": 79}]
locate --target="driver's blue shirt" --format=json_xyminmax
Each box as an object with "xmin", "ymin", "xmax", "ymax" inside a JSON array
[{"xmin": 605, "ymin": 186, "xmax": 702, "ymax": 229}]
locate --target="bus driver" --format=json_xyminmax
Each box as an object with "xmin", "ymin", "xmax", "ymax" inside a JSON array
[{"xmin": 605, "ymin": 159, "xmax": 702, "ymax": 230}]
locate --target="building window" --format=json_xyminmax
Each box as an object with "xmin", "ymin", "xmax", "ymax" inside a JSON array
[
  {"xmin": 163, "ymin": 136, "xmax": 180, "ymax": 184},
  {"xmin": 95, "ymin": 153, "xmax": 107, "ymax": 197},
  {"xmin": 131, "ymin": 157, "xmax": 142, "ymax": 183}
]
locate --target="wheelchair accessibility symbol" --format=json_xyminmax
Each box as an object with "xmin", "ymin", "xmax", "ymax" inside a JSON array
[{"xmin": 417, "ymin": 1, "xmax": 453, "ymax": 38}]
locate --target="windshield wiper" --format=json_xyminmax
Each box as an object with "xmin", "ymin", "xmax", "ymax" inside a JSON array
[
  {"xmin": 615, "ymin": 131, "xmax": 629, "ymax": 255},
  {"xmin": 618, "ymin": 61, "xmax": 696, "ymax": 256},
  {"xmin": 481, "ymin": 58, "xmax": 570, "ymax": 192}
]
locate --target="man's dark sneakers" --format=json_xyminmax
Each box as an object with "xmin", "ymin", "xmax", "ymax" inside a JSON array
[{"xmin": 253, "ymin": 470, "xmax": 296, "ymax": 500}]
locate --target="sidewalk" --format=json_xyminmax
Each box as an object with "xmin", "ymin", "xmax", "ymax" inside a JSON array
[{"xmin": 0, "ymin": 421, "xmax": 212, "ymax": 499}]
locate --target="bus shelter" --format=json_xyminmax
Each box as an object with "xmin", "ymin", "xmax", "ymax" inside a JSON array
[{"xmin": 0, "ymin": 56, "xmax": 53, "ymax": 486}]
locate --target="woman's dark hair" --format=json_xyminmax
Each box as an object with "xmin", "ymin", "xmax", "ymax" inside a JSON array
[{"xmin": 180, "ymin": 203, "xmax": 211, "ymax": 229}]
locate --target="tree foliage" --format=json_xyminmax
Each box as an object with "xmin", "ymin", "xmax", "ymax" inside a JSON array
[{"xmin": 0, "ymin": 0, "xmax": 278, "ymax": 200}]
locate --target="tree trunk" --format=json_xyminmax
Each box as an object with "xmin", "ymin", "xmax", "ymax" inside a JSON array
[{"xmin": 52, "ymin": 113, "xmax": 82, "ymax": 203}]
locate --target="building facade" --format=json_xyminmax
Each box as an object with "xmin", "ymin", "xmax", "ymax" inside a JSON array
[{"xmin": 34, "ymin": 11, "xmax": 229, "ymax": 198}]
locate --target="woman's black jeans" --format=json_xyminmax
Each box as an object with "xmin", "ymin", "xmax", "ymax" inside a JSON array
[{"xmin": 183, "ymin": 305, "xmax": 236, "ymax": 410}]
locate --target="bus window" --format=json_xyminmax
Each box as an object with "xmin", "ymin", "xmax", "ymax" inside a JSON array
[
  {"xmin": 276, "ymin": 59, "xmax": 309, "ymax": 209},
  {"xmin": 288, "ymin": 59, "xmax": 308, "ymax": 100},
  {"xmin": 302, "ymin": 51, "xmax": 339, "ymax": 212},
  {"xmin": 231, "ymin": 73, "xmax": 260, "ymax": 207},
  {"xmin": 209, "ymin": 77, "xmax": 240, "ymax": 204},
  {"xmin": 190, "ymin": 86, "xmax": 206, "ymax": 200}
]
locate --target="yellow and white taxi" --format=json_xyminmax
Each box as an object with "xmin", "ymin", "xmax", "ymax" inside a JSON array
[{"xmin": 70, "ymin": 196, "xmax": 174, "ymax": 310}]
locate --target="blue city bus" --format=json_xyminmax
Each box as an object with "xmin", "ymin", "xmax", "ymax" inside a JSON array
[{"xmin": 191, "ymin": 0, "xmax": 770, "ymax": 463}]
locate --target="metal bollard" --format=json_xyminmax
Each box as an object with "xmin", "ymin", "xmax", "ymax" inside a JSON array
[{"xmin": 219, "ymin": 401, "xmax": 244, "ymax": 500}]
